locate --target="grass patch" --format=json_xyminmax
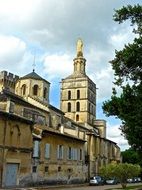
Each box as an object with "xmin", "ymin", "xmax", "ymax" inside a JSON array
[{"xmin": 106, "ymin": 184, "xmax": 142, "ymax": 190}]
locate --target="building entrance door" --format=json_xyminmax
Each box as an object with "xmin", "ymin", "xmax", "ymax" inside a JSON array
[{"xmin": 4, "ymin": 163, "xmax": 19, "ymax": 187}]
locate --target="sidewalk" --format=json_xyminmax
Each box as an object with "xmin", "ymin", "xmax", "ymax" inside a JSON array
[{"xmin": 0, "ymin": 183, "xmax": 88, "ymax": 190}]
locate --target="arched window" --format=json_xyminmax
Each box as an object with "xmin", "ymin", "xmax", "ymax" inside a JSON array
[
  {"xmin": 91, "ymin": 105, "xmax": 93, "ymax": 114},
  {"xmin": 43, "ymin": 87, "xmax": 47, "ymax": 98},
  {"xmin": 77, "ymin": 90, "xmax": 80, "ymax": 99},
  {"xmin": 21, "ymin": 84, "xmax": 26, "ymax": 95},
  {"xmin": 88, "ymin": 103, "xmax": 90, "ymax": 113},
  {"xmin": 93, "ymin": 108, "xmax": 96, "ymax": 116},
  {"xmin": 76, "ymin": 102, "xmax": 80, "ymax": 111},
  {"xmin": 68, "ymin": 102, "xmax": 71, "ymax": 112},
  {"xmin": 76, "ymin": 114, "xmax": 79, "ymax": 121},
  {"xmin": 33, "ymin": 85, "xmax": 38, "ymax": 96},
  {"xmin": 68, "ymin": 91, "xmax": 71, "ymax": 100}
]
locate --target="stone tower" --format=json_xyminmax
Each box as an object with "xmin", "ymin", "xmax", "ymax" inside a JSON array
[
  {"xmin": 0, "ymin": 71, "xmax": 19, "ymax": 93},
  {"xmin": 15, "ymin": 70, "xmax": 50, "ymax": 105},
  {"xmin": 60, "ymin": 39, "xmax": 96, "ymax": 126}
]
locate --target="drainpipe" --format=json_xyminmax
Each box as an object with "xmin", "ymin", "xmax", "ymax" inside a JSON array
[
  {"xmin": 1, "ymin": 117, "xmax": 7, "ymax": 187},
  {"xmin": 86, "ymin": 134, "xmax": 91, "ymax": 181}
]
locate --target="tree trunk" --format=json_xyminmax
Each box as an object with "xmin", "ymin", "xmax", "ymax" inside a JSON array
[{"xmin": 121, "ymin": 183, "xmax": 127, "ymax": 189}]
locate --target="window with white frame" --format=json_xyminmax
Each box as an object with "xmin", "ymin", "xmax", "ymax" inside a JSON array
[
  {"xmin": 57, "ymin": 145, "xmax": 63, "ymax": 159},
  {"xmin": 45, "ymin": 143, "xmax": 50, "ymax": 159}
]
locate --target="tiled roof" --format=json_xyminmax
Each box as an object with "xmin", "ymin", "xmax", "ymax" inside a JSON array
[
  {"xmin": 21, "ymin": 71, "xmax": 44, "ymax": 80},
  {"xmin": 20, "ymin": 70, "xmax": 50, "ymax": 84}
]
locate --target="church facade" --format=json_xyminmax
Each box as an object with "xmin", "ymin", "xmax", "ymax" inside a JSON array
[{"xmin": 0, "ymin": 40, "xmax": 121, "ymax": 188}]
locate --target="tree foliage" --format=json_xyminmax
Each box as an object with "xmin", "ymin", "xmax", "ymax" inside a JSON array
[
  {"xmin": 102, "ymin": 4, "xmax": 142, "ymax": 151},
  {"xmin": 100, "ymin": 163, "xmax": 141, "ymax": 189},
  {"xmin": 121, "ymin": 148, "xmax": 142, "ymax": 167}
]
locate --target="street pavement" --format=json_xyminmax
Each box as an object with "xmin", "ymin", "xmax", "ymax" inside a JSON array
[
  {"xmin": 0, "ymin": 182, "xmax": 142, "ymax": 190},
  {"xmin": 34, "ymin": 183, "xmax": 142, "ymax": 190}
]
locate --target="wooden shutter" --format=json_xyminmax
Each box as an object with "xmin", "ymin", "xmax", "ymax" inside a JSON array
[{"xmin": 45, "ymin": 143, "xmax": 50, "ymax": 159}]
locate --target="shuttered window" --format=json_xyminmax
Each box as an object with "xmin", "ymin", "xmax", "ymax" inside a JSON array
[
  {"xmin": 33, "ymin": 140, "xmax": 40, "ymax": 158},
  {"xmin": 67, "ymin": 147, "xmax": 78, "ymax": 160},
  {"xmin": 73, "ymin": 148, "xmax": 78, "ymax": 160},
  {"xmin": 57, "ymin": 145, "xmax": 63, "ymax": 159},
  {"xmin": 45, "ymin": 143, "xmax": 50, "ymax": 159}
]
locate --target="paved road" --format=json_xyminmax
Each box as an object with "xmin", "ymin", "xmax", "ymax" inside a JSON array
[
  {"xmin": 1, "ymin": 183, "xmax": 142, "ymax": 190},
  {"xmin": 29, "ymin": 183, "xmax": 142, "ymax": 190},
  {"xmin": 44, "ymin": 183, "xmax": 141, "ymax": 190}
]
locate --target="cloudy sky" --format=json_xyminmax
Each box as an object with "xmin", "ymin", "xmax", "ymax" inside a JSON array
[{"xmin": 0, "ymin": 0, "xmax": 140, "ymax": 151}]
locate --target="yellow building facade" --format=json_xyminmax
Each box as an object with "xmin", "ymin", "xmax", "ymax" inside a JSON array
[
  {"xmin": 0, "ymin": 90, "xmax": 33, "ymax": 187},
  {"xmin": 0, "ymin": 40, "xmax": 121, "ymax": 188}
]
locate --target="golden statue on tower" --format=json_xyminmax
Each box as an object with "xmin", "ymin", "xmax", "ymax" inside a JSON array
[{"xmin": 76, "ymin": 38, "xmax": 83, "ymax": 57}]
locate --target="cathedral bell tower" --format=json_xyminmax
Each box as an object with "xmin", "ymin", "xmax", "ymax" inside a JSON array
[{"xmin": 60, "ymin": 39, "xmax": 96, "ymax": 127}]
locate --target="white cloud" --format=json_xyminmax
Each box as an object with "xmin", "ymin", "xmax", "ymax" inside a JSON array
[
  {"xmin": 0, "ymin": 35, "xmax": 26, "ymax": 56},
  {"xmin": 0, "ymin": 0, "xmax": 39, "ymax": 22},
  {"xmin": 84, "ymin": 46, "xmax": 115, "ymax": 102},
  {"xmin": 0, "ymin": 35, "xmax": 34, "ymax": 75},
  {"xmin": 0, "ymin": 35, "xmax": 26, "ymax": 66},
  {"xmin": 43, "ymin": 53, "xmax": 73, "ymax": 81},
  {"xmin": 88, "ymin": 67, "xmax": 114, "ymax": 102},
  {"xmin": 0, "ymin": 0, "xmax": 138, "ymax": 49},
  {"xmin": 107, "ymin": 124, "xmax": 130, "ymax": 151},
  {"xmin": 109, "ymin": 26, "xmax": 135, "ymax": 50},
  {"xmin": 96, "ymin": 67, "xmax": 114, "ymax": 101}
]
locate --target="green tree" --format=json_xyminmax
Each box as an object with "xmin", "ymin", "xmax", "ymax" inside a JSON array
[
  {"xmin": 102, "ymin": 4, "xmax": 142, "ymax": 151},
  {"xmin": 121, "ymin": 148, "xmax": 142, "ymax": 166},
  {"xmin": 100, "ymin": 163, "xmax": 141, "ymax": 189}
]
